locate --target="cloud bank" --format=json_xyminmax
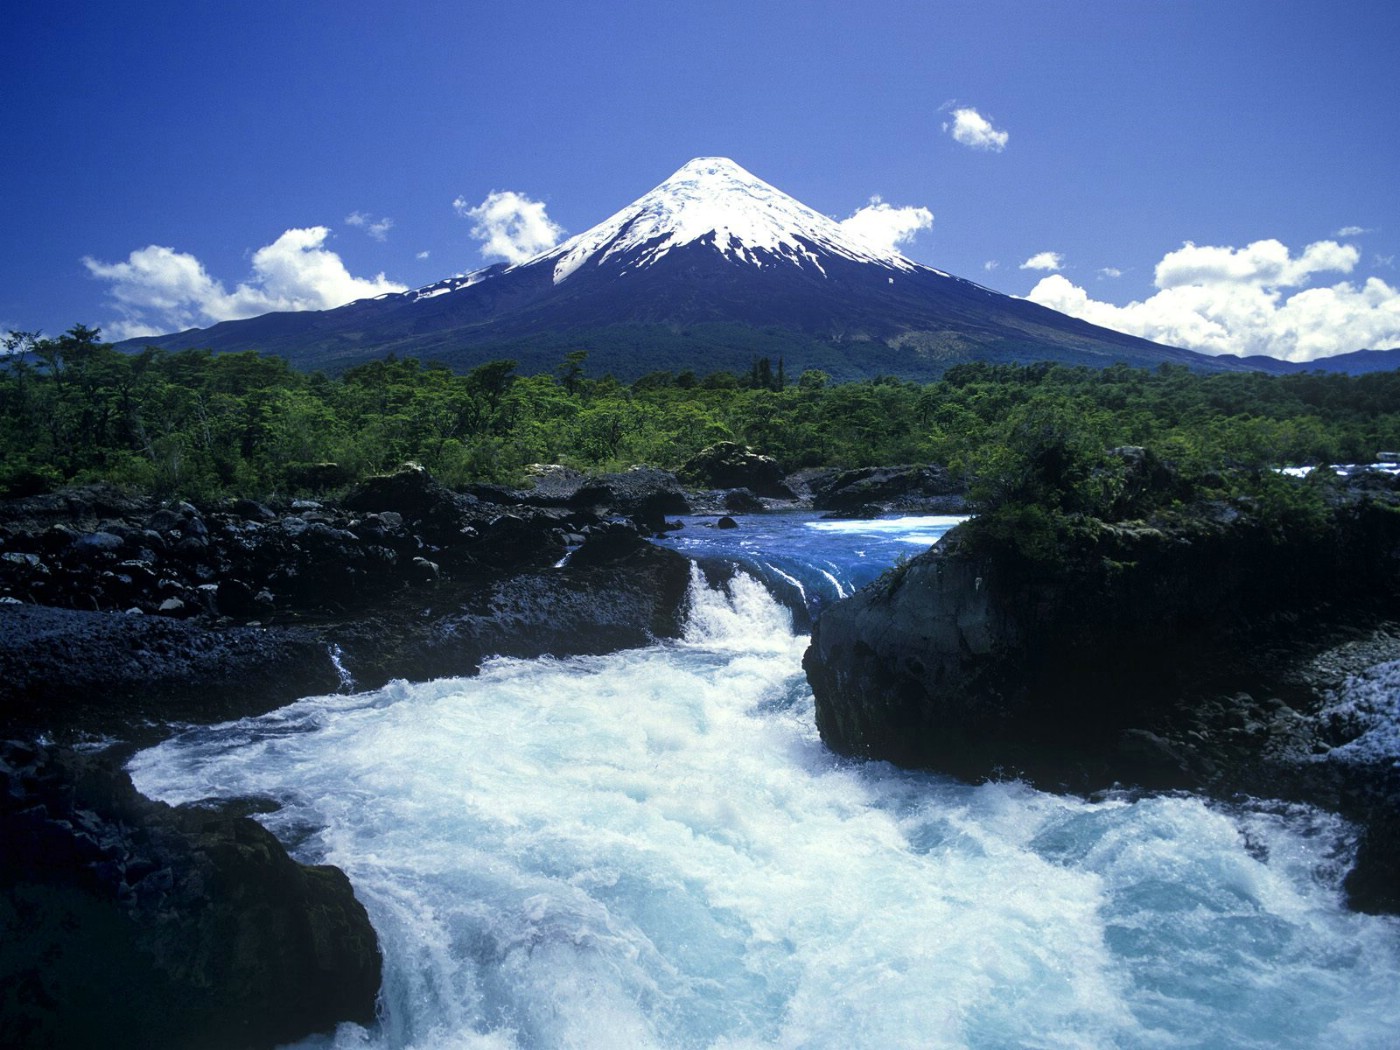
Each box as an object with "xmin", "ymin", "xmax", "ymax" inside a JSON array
[
  {"xmin": 943, "ymin": 107, "xmax": 1009, "ymax": 152},
  {"xmin": 84, "ymin": 227, "xmax": 407, "ymax": 340},
  {"xmin": 1026, "ymin": 238, "xmax": 1400, "ymax": 361},
  {"xmin": 839, "ymin": 195, "xmax": 934, "ymax": 255},
  {"xmin": 455, "ymin": 190, "xmax": 564, "ymax": 265}
]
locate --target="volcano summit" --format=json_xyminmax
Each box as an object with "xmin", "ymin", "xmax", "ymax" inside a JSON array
[{"xmin": 121, "ymin": 158, "xmax": 1231, "ymax": 379}]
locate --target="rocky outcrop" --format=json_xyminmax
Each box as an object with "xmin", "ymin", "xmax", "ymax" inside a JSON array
[
  {"xmin": 464, "ymin": 464, "xmax": 691, "ymax": 534},
  {"xmin": 0, "ymin": 740, "xmax": 381, "ymax": 1049},
  {"xmin": 330, "ymin": 524, "xmax": 693, "ymax": 689},
  {"xmin": 0, "ymin": 463, "xmax": 692, "ymax": 626},
  {"xmin": 804, "ymin": 480, "xmax": 1400, "ymax": 912},
  {"xmin": 565, "ymin": 467, "xmax": 690, "ymax": 533},
  {"xmin": 0, "ymin": 468, "xmax": 701, "ymax": 1047},
  {"xmin": 0, "ymin": 522, "xmax": 693, "ymax": 739},
  {"xmin": 798, "ymin": 464, "xmax": 967, "ymax": 516},
  {"xmin": 0, "ymin": 605, "xmax": 342, "ymax": 737},
  {"xmin": 680, "ymin": 442, "xmax": 795, "ymax": 500}
]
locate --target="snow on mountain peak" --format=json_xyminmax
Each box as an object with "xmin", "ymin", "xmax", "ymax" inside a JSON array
[{"xmin": 539, "ymin": 156, "xmax": 924, "ymax": 284}]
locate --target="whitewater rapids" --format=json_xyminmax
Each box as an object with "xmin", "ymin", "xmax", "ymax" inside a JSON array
[{"xmin": 130, "ymin": 530, "xmax": 1400, "ymax": 1049}]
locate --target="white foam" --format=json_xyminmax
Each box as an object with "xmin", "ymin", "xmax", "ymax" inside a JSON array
[
  {"xmin": 1314, "ymin": 659, "xmax": 1400, "ymax": 766},
  {"xmin": 128, "ymin": 574, "xmax": 1400, "ymax": 1049}
]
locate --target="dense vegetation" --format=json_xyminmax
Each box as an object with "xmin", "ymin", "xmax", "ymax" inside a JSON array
[{"xmin": 5, "ymin": 327, "xmax": 1400, "ymax": 506}]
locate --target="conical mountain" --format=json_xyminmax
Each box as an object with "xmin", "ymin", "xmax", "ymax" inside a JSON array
[{"xmin": 120, "ymin": 157, "xmax": 1236, "ymax": 379}]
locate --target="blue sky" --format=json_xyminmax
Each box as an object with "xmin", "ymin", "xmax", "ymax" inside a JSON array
[{"xmin": 4, "ymin": 0, "xmax": 1398, "ymax": 360}]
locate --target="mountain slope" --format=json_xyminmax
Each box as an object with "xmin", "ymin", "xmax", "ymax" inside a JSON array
[
  {"xmin": 1215, "ymin": 348, "xmax": 1400, "ymax": 376},
  {"xmin": 118, "ymin": 157, "xmax": 1245, "ymax": 380}
]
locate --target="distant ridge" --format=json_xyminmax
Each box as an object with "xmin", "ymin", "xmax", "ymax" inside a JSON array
[
  {"xmin": 1213, "ymin": 348, "xmax": 1400, "ymax": 376},
  {"xmin": 118, "ymin": 157, "xmax": 1252, "ymax": 380}
]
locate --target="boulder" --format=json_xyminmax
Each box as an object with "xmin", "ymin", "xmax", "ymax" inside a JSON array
[
  {"xmin": 343, "ymin": 462, "xmax": 456, "ymax": 522},
  {"xmin": 569, "ymin": 467, "xmax": 690, "ymax": 533},
  {"xmin": 569, "ymin": 520, "xmax": 646, "ymax": 567},
  {"xmin": 0, "ymin": 741, "xmax": 381, "ymax": 1049},
  {"xmin": 680, "ymin": 442, "xmax": 794, "ymax": 500},
  {"xmin": 231, "ymin": 498, "xmax": 277, "ymax": 523},
  {"xmin": 722, "ymin": 488, "xmax": 766, "ymax": 513}
]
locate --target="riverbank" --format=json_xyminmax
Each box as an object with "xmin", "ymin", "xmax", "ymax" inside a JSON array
[
  {"xmin": 804, "ymin": 468, "xmax": 1400, "ymax": 913},
  {"xmin": 0, "ymin": 452, "xmax": 963, "ymax": 1047}
]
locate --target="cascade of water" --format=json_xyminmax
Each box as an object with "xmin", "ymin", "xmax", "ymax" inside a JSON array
[
  {"xmin": 128, "ymin": 517, "xmax": 1400, "ymax": 1050},
  {"xmin": 328, "ymin": 643, "xmax": 357, "ymax": 692}
]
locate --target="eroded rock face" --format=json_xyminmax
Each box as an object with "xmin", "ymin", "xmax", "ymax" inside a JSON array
[
  {"xmin": 333, "ymin": 530, "xmax": 693, "ymax": 689},
  {"xmin": 0, "ymin": 741, "xmax": 381, "ymax": 1049},
  {"xmin": 804, "ymin": 491, "xmax": 1400, "ymax": 912}
]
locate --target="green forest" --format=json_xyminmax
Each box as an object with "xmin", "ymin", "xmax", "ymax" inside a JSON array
[{"xmin": 5, "ymin": 326, "xmax": 1400, "ymax": 506}]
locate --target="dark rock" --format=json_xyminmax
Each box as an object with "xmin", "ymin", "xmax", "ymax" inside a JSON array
[
  {"xmin": 216, "ymin": 578, "xmax": 261, "ymax": 618},
  {"xmin": 722, "ymin": 488, "xmax": 766, "ymax": 513},
  {"xmin": 465, "ymin": 513, "xmax": 562, "ymax": 569},
  {"xmin": 231, "ymin": 499, "xmax": 277, "ymax": 523},
  {"xmin": 569, "ymin": 521, "xmax": 645, "ymax": 567},
  {"xmin": 343, "ymin": 462, "xmax": 456, "ymax": 522},
  {"xmin": 0, "ymin": 741, "xmax": 380, "ymax": 1049},
  {"xmin": 810, "ymin": 464, "xmax": 966, "ymax": 515},
  {"xmin": 804, "ymin": 491, "xmax": 1400, "ymax": 911},
  {"xmin": 680, "ymin": 442, "xmax": 794, "ymax": 500},
  {"xmin": 569, "ymin": 467, "xmax": 690, "ymax": 533},
  {"xmin": 821, "ymin": 503, "xmax": 883, "ymax": 520},
  {"xmin": 409, "ymin": 556, "xmax": 440, "ymax": 582},
  {"xmin": 519, "ymin": 464, "xmax": 587, "ymax": 503},
  {"xmin": 461, "ymin": 482, "xmax": 524, "ymax": 505},
  {"xmin": 334, "ymin": 541, "xmax": 693, "ymax": 688},
  {"xmin": 71, "ymin": 531, "xmax": 126, "ymax": 557},
  {"xmin": 0, "ymin": 483, "xmax": 152, "ymax": 532},
  {"xmin": 146, "ymin": 508, "xmax": 184, "ymax": 534},
  {"xmin": 0, "ymin": 604, "xmax": 342, "ymax": 736},
  {"xmin": 716, "ymin": 516, "xmax": 739, "ymax": 529}
]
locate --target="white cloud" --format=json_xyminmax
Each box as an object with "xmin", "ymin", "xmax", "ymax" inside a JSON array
[
  {"xmin": 454, "ymin": 190, "xmax": 564, "ymax": 265},
  {"xmin": 346, "ymin": 211, "xmax": 394, "ymax": 242},
  {"xmin": 1153, "ymin": 238, "xmax": 1356, "ymax": 289},
  {"xmin": 416, "ymin": 250, "xmax": 431, "ymax": 260},
  {"xmin": 1021, "ymin": 251, "xmax": 1064, "ymax": 272},
  {"xmin": 1098, "ymin": 267, "xmax": 1124, "ymax": 279},
  {"xmin": 838, "ymin": 195, "xmax": 933, "ymax": 254},
  {"xmin": 1336, "ymin": 225, "xmax": 1372, "ymax": 237},
  {"xmin": 1025, "ymin": 237, "xmax": 1400, "ymax": 361},
  {"xmin": 984, "ymin": 261, "xmax": 1000, "ymax": 272},
  {"xmin": 84, "ymin": 226, "xmax": 407, "ymax": 340},
  {"xmin": 943, "ymin": 107, "xmax": 1009, "ymax": 152}
]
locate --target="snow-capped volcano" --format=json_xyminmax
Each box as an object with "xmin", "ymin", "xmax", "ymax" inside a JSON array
[
  {"xmin": 120, "ymin": 157, "xmax": 1235, "ymax": 380},
  {"xmin": 537, "ymin": 157, "xmax": 927, "ymax": 284}
]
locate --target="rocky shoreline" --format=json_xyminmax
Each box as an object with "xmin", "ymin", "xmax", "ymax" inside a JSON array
[
  {"xmin": 0, "ymin": 448, "xmax": 962, "ymax": 1047},
  {"xmin": 10, "ymin": 447, "xmax": 1400, "ymax": 1043},
  {"xmin": 804, "ymin": 471, "xmax": 1400, "ymax": 914}
]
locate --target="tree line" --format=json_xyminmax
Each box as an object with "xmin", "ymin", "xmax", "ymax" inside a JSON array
[{"xmin": 5, "ymin": 326, "xmax": 1400, "ymax": 502}]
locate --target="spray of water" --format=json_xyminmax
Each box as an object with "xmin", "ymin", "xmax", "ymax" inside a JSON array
[{"xmin": 130, "ymin": 550, "xmax": 1400, "ymax": 1049}]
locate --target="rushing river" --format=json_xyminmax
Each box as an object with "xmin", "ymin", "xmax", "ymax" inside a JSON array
[{"xmin": 128, "ymin": 514, "xmax": 1400, "ymax": 1049}]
